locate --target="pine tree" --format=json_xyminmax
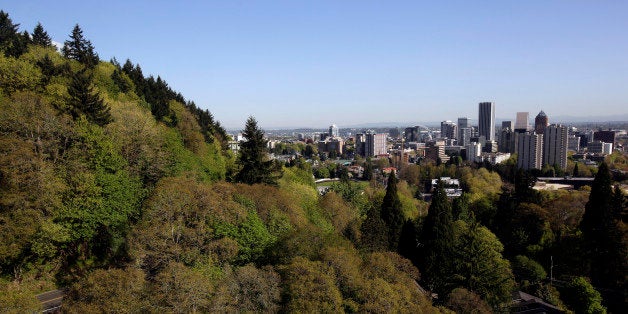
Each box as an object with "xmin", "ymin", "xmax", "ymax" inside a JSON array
[
  {"xmin": 381, "ymin": 171, "xmax": 404, "ymax": 250},
  {"xmin": 419, "ymin": 180, "xmax": 456, "ymax": 295},
  {"xmin": 0, "ymin": 12, "xmax": 29, "ymax": 57},
  {"xmin": 62, "ymin": 24, "xmax": 99, "ymax": 67},
  {"xmin": 580, "ymin": 162, "xmax": 627, "ymax": 308},
  {"xmin": 0, "ymin": 10, "xmax": 19, "ymax": 49},
  {"xmin": 67, "ymin": 70, "xmax": 112, "ymax": 126},
  {"xmin": 362, "ymin": 158, "xmax": 373, "ymax": 181},
  {"xmin": 360, "ymin": 206, "xmax": 388, "ymax": 252},
  {"xmin": 32, "ymin": 22, "xmax": 52, "ymax": 47},
  {"xmin": 235, "ymin": 116, "xmax": 280, "ymax": 185}
]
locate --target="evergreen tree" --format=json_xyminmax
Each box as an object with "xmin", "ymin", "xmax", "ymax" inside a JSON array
[
  {"xmin": 360, "ymin": 205, "xmax": 389, "ymax": 252},
  {"xmin": 32, "ymin": 22, "xmax": 52, "ymax": 47},
  {"xmin": 573, "ymin": 162, "xmax": 580, "ymax": 177},
  {"xmin": 612, "ymin": 185, "xmax": 626, "ymax": 222},
  {"xmin": 62, "ymin": 24, "xmax": 99, "ymax": 67},
  {"xmin": 398, "ymin": 220, "xmax": 419, "ymax": 263},
  {"xmin": 419, "ymin": 181, "xmax": 456, "ymax": 295},
  {"xmin": 381, "ymin": 171, "xmax": 404, "ymax": 250},
  {"xmin": 4, "ymin": 30, "xmax": 30, "ymax": 58},
  {"xmin": 580, "ymin": 162, "xmax": 627, "ymax": 311},
  {"xmin": 362, "ymin": 158, "xmax": 373, "ymax": 181},
  {"xmin": 0, "ymin": 11, "xmax": 29, "ymax": 58},
  {"xmin": 235, "ymin": 116, "xmax": 280, "ymax": 185},
  {"xmin": 67, "ymin": 70, "xmax": 112, "ymax": 126},
  {"xmin": 0, "ymin": 10, "xmax": 19, "ymax": 50}
]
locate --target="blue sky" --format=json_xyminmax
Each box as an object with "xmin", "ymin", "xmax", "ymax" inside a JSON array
[{"xmin": 4, "ymin": 1, "xmax": 628, "ymax": 129}]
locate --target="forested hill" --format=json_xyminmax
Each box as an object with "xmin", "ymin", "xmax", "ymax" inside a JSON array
[{"xmin": 0, "ymin": 11, "xmax": 442, "ymax": 312}]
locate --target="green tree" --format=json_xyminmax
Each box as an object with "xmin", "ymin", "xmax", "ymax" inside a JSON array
[
  {"xmin": 451, "ymin": 221, "xmax": 516, "ymax": 307},
  {"xmin": 381, "ymin": 171, "xmax": 404, "ymax": 250},
  {"xmin": 562, "ymin": 277, "xmax": 606, "ymax": 314},
  {"xmin": 235, "ymin": 116, "xmax": 280, "ymax": 185},
  {"xmin": 419, "ymin": 181, "xmax": 456, "ymax": 295},
  {"xmin": 67, "ymin": 70, "xmax": 112, "ymax": 126},
  {"xmin": 0, "ymin": 11, "xmax": 19, "ymax": 48},
  {"xmin": 62, "ymin": 24, "xmax": 99, "ymax": 67},
  {"xmin": 445, "ymin": 288, "xmax": 492, "ymax": 314},
  {"xmin": 573, "ymin": 162, "xmax": 580, "ymax": 177},
  {"xmin": 580, "ymin": 163, "xmax": 627, "ymax": 312},
  {"xmin": 0, "ymin": 11, "xmax": 28, "ymax": 57},
  {"xmin": 363, "ymin": 158, "xmax": 373, "ymax": 181},
  {"xmin": 360, "ymin": 205, "xmax": 388, "ymax": 252},
  {"xmin": 32, "ymin": 22, "xmax": 52, "ymax": 47}
]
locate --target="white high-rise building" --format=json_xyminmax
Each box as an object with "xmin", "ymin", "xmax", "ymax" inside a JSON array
[
  {"xmin": 478, "ymin": 102, "xmax": 495, "ymax": 141},
  {"xmin": 517, "ymin": 132, "xmax": 543, "ymax": 170},
  {"xmin": 543, "ymin": 124, "xmax": 568, "ymax": 170},
  {"xmin": 365, "ymin": 132, "xmax": 387, "ymax": 157},
  {"xmin": 466, "ymin": 142, "xmax": 482, "ymax": 162}
]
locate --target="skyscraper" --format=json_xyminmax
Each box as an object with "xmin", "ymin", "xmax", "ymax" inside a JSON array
[
  {"xmin": 365, "ymin": 131, "xmax": 386, "ymax": 157},
  {"xmin": 478, "ymin": 102, "xmax": 495, "ymax": 141},
  {"xmin": 329, "ymin": 124, "xmax": 339, "ymax": 137},
  {"xmin": 534, "ymin": 111, "xmax": 548, "ymax": 135},
  {"xmin": 459, "ymin": 127, "xmax": 472, "ymax": 147},
  {"xmin": 458, "ymin": 117, "xmax": 469, "ymax": 142},
  {"xmin": 501, "ymin": 120, "xmax": 513, "ymax": 130},
  {"xmin": 440, "ymin": 120, "xmax": 457, "ymax": 139},
  {"xmin": 543, "ymin": 124, "xmax": 568, "ymax": 170},
  {"xmin": 514, "ymin": 112, "xmax": 530, "ymax": 133},
  {"xmin": 517, "ymin": 132, "xmax": 543, "ymax": 170}
]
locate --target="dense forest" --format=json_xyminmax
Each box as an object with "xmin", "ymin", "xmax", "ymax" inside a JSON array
[{"xmin": 1, "ymin": 11, "xmax": 626, "ymax": 313}]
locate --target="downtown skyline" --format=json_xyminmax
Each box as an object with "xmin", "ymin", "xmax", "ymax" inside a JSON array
[{"xmin": 4, "ymin": 1, "xmax": 628, "ymax": 129}]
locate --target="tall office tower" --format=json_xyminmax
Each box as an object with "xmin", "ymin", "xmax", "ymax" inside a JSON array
[
  {"xmin": 502, "ymin": 120, "xmax": 513, "ymax": 130},
  {"xmin": 514, "ymin": 112, "xmax": 530, "ymax": 133},
  {"xmin": 593, "ymin": 130, "xmax": 616, "ymax": 146},
  {"xmin": 534, "ymin": 111, "xmax": 549, "ymax": 135},
  {"xmin": 440, "ymin": 120, "xmax": 457, "ymax": 139},
  {"xmin": 365, "ymin": 131, "xmax": 387, "ymax": 157},
  {"xmin": 567, "ymin": 134, "xmax": 580, "ymax": 152},
  {"xmin": 355, "ymin": 133, "xmax": 365, "ymax": 156},
  {"xmin": 517, "ymin": 132, "xmax": 543, "ymax": 170},
  {"xmin": 329, "ymin": 124, "xmax": 339, "ymax": 138},
  {"xmin": 404, "ymin": 126, "xmax": 419, "ymax": 142},
  {"xmin": 499, "ymin": 129, "xmax": 518, "ymax": 153},
  {"xmin": 478, "ymin": 102, "xmax": 495, "ymax": 141},
  {"xmin": 459, "ymin": 127, "xmax": 472, "ymax": 146},
  {"xmin": 458, "ymin": 117, "xmax": 469, "ymax": 140},
  {"xmin": 543, "ymin": 124, "xmax": 568, "ymax": 170}
]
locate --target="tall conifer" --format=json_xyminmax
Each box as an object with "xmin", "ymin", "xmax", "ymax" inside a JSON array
[
  {"xmin": 62, "ymin": 24, "xmax": 99, "ymax": 67},
  {"xmin": 235, "ymin": 116, "xmax": 280, "ymax": 185},
  {"xmin": 580, "ymin": 162, "xmax": 627, "ymax": 311},
  {"xmin": 381, "ymin": 171, "xmax": 404, "ymax": 250},
  {"xmin": 67, "ymin": 70, "xmax": 112, "ymax": 126},
  {"xmin": 32, "ymin": 22, "xmax": 52, "ymax": 47},
  {"xmin": 419, "ymin": 180, "xmax": 455, "ymax": 295}
]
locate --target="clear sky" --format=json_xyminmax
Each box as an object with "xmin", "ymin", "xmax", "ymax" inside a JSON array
[{"xmin": 4, "ymin": 1, "xmax": 628, "ymax": 129}]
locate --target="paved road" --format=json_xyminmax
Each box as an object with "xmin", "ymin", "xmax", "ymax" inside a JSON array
[{"xmin": 36, "ymin": 290, "xmax": 64, "ymax": 313}]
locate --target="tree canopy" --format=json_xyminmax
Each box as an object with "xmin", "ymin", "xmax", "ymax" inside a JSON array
[
  {"xmin": 62, "ymin": 24, "xmax": 99, "ymax": 67},
  {"xmin": 235, "ymin": 116, "xmax": 280, "ymax": 185}
]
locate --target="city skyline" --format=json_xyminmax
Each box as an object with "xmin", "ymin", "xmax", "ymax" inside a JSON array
[{"xmin": 4, "ymin": 1, "xmax": 628, "ymax": 129}]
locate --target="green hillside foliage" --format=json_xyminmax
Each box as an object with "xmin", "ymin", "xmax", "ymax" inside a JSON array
[
  {"xmin": 3, "ymin": 11, "xmax": 625, "ymax": 313},
  {"xmin": 0, "ymin": 12, "xmax": 440, "ymax": 312}
]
